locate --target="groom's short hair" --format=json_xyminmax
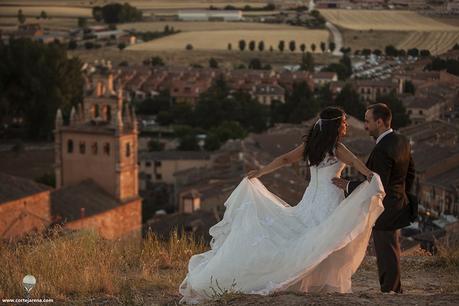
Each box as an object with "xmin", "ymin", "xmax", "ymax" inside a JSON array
[{"xmin": 367, "ymin": 103, "xmax": 392, "ymax": 127}]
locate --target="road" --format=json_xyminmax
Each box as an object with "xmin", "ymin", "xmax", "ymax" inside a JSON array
[{"xmin": 326, "ymin": 21, "xmax": 343, "ymax": 56}]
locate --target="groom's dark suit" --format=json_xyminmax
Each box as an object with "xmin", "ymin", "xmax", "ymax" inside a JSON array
[{"xmin": 348, "ymin": 131, "xmax": 415, "ymax": 293}]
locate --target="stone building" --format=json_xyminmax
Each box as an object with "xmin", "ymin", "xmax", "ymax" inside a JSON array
[
  {"xmin": 0, "ymin": 76, "xmax": 142, "ymax": 241},
  {"xmin": 52, "ymin": 78, "xmax": 142, "ymax": 239}
]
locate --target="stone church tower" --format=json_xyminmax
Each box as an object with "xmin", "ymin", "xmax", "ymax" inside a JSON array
[{"xmin": 54, "ymin": 74, "xmax": 139, "ymax": 202}]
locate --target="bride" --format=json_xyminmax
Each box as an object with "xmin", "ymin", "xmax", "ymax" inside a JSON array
[{"xmin": 179, "ymin": 107, "xmax": 385, "ymax": 304}]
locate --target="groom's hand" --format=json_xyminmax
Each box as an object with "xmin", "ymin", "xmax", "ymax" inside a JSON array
[{"xmin": 332, "ymin": 177, "xmax": 349, "ymax": 191}]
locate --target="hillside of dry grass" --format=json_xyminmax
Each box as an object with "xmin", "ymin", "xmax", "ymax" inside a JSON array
[{"xmin": 1, "ymin": 227, "xmax": 458, "ymax": 305}]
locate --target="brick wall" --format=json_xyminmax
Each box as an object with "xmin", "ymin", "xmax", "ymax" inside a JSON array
[
  {"xmin": 0, "ymin": 191, "xmax": 51, "ymax": 240},
  {"xmin": 64, "ymin": 199, "xmax": 142, "ymax": 240}
]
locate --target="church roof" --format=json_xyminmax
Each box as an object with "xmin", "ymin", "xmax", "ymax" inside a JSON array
[
  {"xmin": 50, "ymin": 179, "xmax": 122, "ymax": 222},
  {"xmin": 0, "ymin": 172, "xmax": 51, "ymax": 203}
]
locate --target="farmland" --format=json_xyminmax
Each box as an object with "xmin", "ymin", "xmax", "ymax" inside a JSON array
[
  {"xmin": 118, "ymin": 21, "xmax": 300, "ymax": 32},
  {"xmin": 397, "ymin": 31, "xmax": 459, "ymax": 55},
  {"xmin": 319, "ymin": 10, "xmax": 459, "ymax": 32},
  {"xmin": 127, "ymin": 29, "xmax": 330, "ymax": 52},
  {"xmin": 319, "ymin": 10, "xmax": 459, "ymax": 55}
]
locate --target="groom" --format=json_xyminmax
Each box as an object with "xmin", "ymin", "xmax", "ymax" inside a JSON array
[{"xmin": 332, "ymin": 103, "xmax": 415, "ymax": 293}]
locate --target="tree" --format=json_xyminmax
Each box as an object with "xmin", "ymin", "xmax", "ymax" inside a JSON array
[
  {"xmin": 150, "ymin": 56, "xmax": 165, "ymax": 67},
  {"xmin": 164, "ymin": 25, "xmax": 170, "ymax": 33},
  {"xmin": 17, "ymin": 9, "xmax": 26, "ymax": 24},
  {"xmin": 0, "ymin": 39, "xmax": 84, "ymax": 139},
  {"xmin": 40, "ymin": 10, "xmax": 48, "ymax": 19},
  {"xmin": 311, "ymin": 43, "xmax": 316, "ymax": 52},
  {"xmin": 100, "ymin": 3, "xmax": 142, "ymax": 24},
  {"xmin": 320, "ymin": 41, "xmax": 326, "ymax": 53},
  {"xmin": 249, "ymin": 58, "xmax": 262, "ymax": 70},
  {"xmin": 420, "ymin": 49, "xmax": 431, "ymax": 57},
  {"xmin": 300, "ymin": 43, "xmax": 306, "ymax": 53},
  {"xmin": 373, "ymin": 49, "xmax": 382, "ymax": 56},
  {"xmin": 209, "ymin": 57, "xmax": 218, "ymax": 68},
  {"xmin": 239, "ymin": 39, "xmax": 246, "ymax": 51},
  {"xmin": 407, "ymin": 48, "xmax": 419, "ymax": 57},
  {"xmin": 78, "ymin": 17, "xmax": 87, "ymax": 28},
  {"xmin": 185, "ymin": 43, "xmax": 193, "ymax": 50},
  {"xmin": 289, "ymin": 40, "xmax": 296, "ymax": 52},
  {"xmin": 284, "ymin": 81, "xmax": 318, "ymax": 123},
  {"xmin": 317, "ymin": 84, "xmax": 334, "ymax": 107},
  {"xmin": 278, "ymin": 40, "xmax": 285, "ymax": 52},
  {"xmin": 362, "ymin": 49, "xmax": 372, "ymax": 57},
  {"xmin": 329, "ymin": 41, "xmax": 336, "ymax": 53},
  {"xmin": 258, "ymin": 41, "xmax": 265, "ymax": 52},
  {"xmin": 335, "ymin": 84, "xmax": 365, "ymax": 119},
  {"xmin": 300, "ymin": 52, "xmax": 314, "ymax": 72},
  {"xmin": 92, "ymin": 6, "xmax": 103, "ymax": 22},
  {"xmin": 227, "ymin": 43, "xmax": 232, "ymax": 51},
  {"xmin": 385, "ymin": 45, "xmax": 398, "ymax": 57},
  {"xmin": 68, "ymin": 40, "xmax": 78, "ymax": 50},
  {"xmin": 321, "ymin": 54, "xmax": 352, "ymax": 81},
  {"xmin": 339, "ymin": 54, "xmax": 352, "ymax": 79},
  {"xmin": 118, "ymin": 42, "xmax": 126, "ymax": 51},
  {"xmin": 403, "ymin": 80, "xmax": 415, "ymax": 94},
  {"xmin": 249, "ymin": 40, "xmax": 256, "ymax": 51}
]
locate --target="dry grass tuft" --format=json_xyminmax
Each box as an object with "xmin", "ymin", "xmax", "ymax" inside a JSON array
[{"xmin": 0, "ymin": 226, "xmax": 206, "ymax": 301}]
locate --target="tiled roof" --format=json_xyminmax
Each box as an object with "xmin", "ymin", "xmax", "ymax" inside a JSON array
[
  {"xmin": 51, "ymin": 179, "xmax": 123, "ymax": 222},
  {"xmin": 139, "ymin": 151, "xmax": 211, "ymax": 161},
  {"xmin": 0, "ymin": 172, "xmax": 51, "ymax": 203}
]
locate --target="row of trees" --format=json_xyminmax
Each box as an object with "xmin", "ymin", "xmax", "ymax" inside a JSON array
[
  {"xmin": 354, "ymin": 45, "xmax": 432, "ymax": 58},
  {"xmin": 231, "ymin": 40, "xmax": 335, "ymax": 53},
  {"xmin": 17, "ymin": 9, "xmax": 48, "ymax": 24}
]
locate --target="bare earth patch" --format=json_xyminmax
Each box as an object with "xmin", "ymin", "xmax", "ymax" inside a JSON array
[{"xmin": 67, "ymin": 256, "xmax": 459, "ymax": 305}]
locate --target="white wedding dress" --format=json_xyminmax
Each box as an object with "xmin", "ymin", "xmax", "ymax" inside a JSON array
[{"xmin": 179, "ymin": 155, "xmax": 385, "ymax": 304}]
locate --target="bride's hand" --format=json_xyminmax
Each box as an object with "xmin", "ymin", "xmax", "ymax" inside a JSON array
[
  {"xmin": 247, "ymin": 169, "xmax": 262, "ymax": 179},
  {"xmin": 366, "ymin": 172, "xmax": 374, "ymax": 182}
]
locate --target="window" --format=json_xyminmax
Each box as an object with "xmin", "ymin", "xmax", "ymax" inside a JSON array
[
  {"xmin": 104, "ymin": 143, "xmax": 110, "ymax": 155},
  {"xmin": 146, "ymin": 174, "xmax": 152, "ymax": 180},
  {"xmin": 79, "ymin": 142, "xmax": 86, "ymax": 154},
  {"xmin": 67, "ymin": 139, "xmax": 74, "ymax": 153},
  {"xmin": 419, "ymin": 110, "xmax": 424, "ymax": 115},
  {"xmin": 92, "ymin": 142, "xmax": 98, "ymax": 155},
  {"xmin": 156, "ymin": 173, "xmax": 162, "ymax": 180},
  {"xmin": 126, "ymin": 143, "xmax": 131, "ymax": 157},
  {"xmin": 154, "ymin": 161, "xmax": 162, "ymax": 167},
  {"xmin": 145, "ymin": 161, "xmax": 151, "ymax": 167}
]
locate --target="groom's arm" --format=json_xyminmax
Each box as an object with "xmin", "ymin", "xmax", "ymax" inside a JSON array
[
  {"xmin": 406, "ymin": 154, "xmax": 415, "ymax": 193},
  {"xmin": 347, "ymin": 180, "xmax": 363, "ymax": 195},
  {"xmin": 368, "ymin": 148, "xmax": 393, "ymax": 190}
]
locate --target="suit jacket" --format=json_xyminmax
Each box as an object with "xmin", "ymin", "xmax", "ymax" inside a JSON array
[{"xmin": 348, "ymin": 131, "xmax": 415, "ymax": 230}]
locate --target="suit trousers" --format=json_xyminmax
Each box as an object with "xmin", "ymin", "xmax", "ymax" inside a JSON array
[{"xmin": 372, "ymin": 229, "xmax": 402, "ymax": 293}]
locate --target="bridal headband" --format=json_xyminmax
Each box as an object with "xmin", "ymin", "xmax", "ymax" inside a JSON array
[{"xmin": 314, "ymin": 115, "xmax": 344, "ymax": 131}]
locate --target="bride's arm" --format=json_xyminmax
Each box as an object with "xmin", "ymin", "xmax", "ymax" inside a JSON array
[
  {"xmin": 247, "ymin": 143, "xmax": 305, "ymax": 179},
  {"xmin": 335, "ymin": 142, "xmax": 373, "ymax": 181}
]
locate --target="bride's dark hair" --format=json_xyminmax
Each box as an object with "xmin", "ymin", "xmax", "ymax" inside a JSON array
[{"xmin": 303, "ymin": 106, "xmax": 345, "ymax": 166}]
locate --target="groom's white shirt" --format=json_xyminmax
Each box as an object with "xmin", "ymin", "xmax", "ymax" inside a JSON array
[
  {"xmin": 376, "ymin": 128, "xmax": 393, "ymax": 144},
  {"xmin": 345, "ymin": 128, "xmax": 394, "ymax": 193}
]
